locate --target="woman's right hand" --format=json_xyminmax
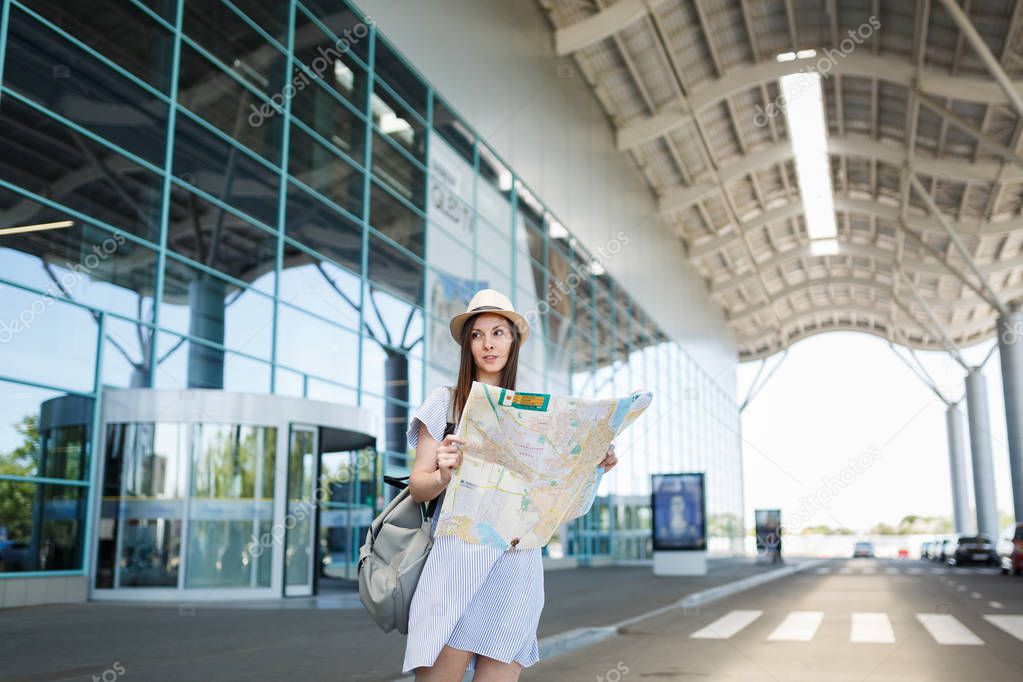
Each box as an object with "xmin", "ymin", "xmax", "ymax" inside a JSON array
[{"xmin": 436, "ymin": 435, "xmax": 464, "ymax": 485}]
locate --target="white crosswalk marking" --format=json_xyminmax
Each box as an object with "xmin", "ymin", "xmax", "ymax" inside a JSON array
[
  {"xmin": 815, "ymin": 567, "xmax": 830, "ymax": 574},
  {"xmin": 850, "ymin": 612, "xmax": 895, "ymax": 643},
  {"xmin": 983, "ymin": 615, "xmax": 1023, "ymax": 642},
  {"xmin": 690, "ymin": 610, "xmax": 763, "ymax": 639},
  {"xmin": 885, "ymin": 567, "xmax": 899, "ymax": 575},
  {"xmin": 768, "ymin": 611, "xmax": 824, "ymax": 641},
  {"xmin": 989, "ymin": 601, "xmax": 1004, "ymax": 609},
  {"xmin": 915, "ymin": 614, "xmax": 984, "ymax": 645},
  {"xmin": 908, "ymin": 567, "xmax": 923, "ymax": 575}
]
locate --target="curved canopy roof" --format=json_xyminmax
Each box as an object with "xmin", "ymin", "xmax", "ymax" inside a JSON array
[{"xmin": 539, "ymin": 0, "xmax": 1023, "ymax": 360}]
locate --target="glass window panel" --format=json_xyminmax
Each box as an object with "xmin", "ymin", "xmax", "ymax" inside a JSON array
[
  {"xmin": 305, "ymin": 377, "xmax": 357, "ymax": 405},
  {"xmin": 477, "ymin": 143, "xmax": 512, "ymax": 202},
  {"xmin": 372, "ymin": 132, "xmax": 426, "ymax": 211},
  {"xmin": 100, "ymin": 317, "xmax": 155, "ymax": 389},
  {"xmin": 475, "ymin": 216, "xmax": 511, "ymax": 271},
  {"xmin": 172, "ymin": 114, "xmax": 280, "ymax": 228},
  {"xmin": 292, "ymin": 7, "xmax": 368, "ymax": 110},
  {"xmin": 370, "ymin": 87, "xmax": 425, "ymax": 164},
  {"xmin": 5, "ymin": 7, "xmax": 169, "ymax": 166},
  {"xmin": 290, "ymin": 77, "xmax": 367, "ymax": 168},
  {"xmin": 176, "ymin": 44, "xmax": 283, "ymax": 165},
  {"xmin": 0, "ymin": 381, "xmax": 94, "ymax": 481},
  {"xmin": 0, "ymin": 194, "xmax": 159, "ymax": 320},
  {"xmin": 432, "ymin": 96, "xmax": 474, "ymax": 164},
  {"xmin": 152, "ymin": 332, "xmax": 271, "ymax": 393},
  {"xmin": 369, "ymin": 182, "xmax": 426, "ymax": 261},
  {"xmin": 475, "ymin": 254, "xmax": 510, "ymax": 298},
  {"xmin": 275, "ymin": 304, "xmax": 359, "ymax": 387},
  {"xmin": 289, "ymin": 124, "xmax": 364, "ymax": 217},
  {"xmin": 165, "ymin": 185, "xmax": 278, "ymax": 292},
  {"xmin": 278, "ymin": 248, "xmax": 361, "ymax": 330},
  {"xmin": 284, "ymin": 182, "xmax": 363, "ymax": 275},
  {"xmin": 297, "ymin": 0, "xmax": 372, "ymax": 65},
  {"xmin": 0, "ymin": 98, "xmax": 165, "ymax": 244},
  {"xmin": 19, "ymin": 0, "xmax": 174, "ymax": 92},
  {"xmin": 0, "ymin": 480, "xmax": 86, "ymax": 572},
  {"xmin": 0, "ymin": 284, "xmax": 98, "ymax": 392},
  {"xmin": 160, "ymin": 259, "xmax": 274, "ymax": 360},
  {"xmin": 367, "ymin": 231, "xmax": 423, "ymax": 307},
  {"xmin": 373, "ymin": 35, "xmax": 428, "ymax": 119},
  {"xmin": 183, "ymin": 1, "xmax": 288, "ymax": 86}
]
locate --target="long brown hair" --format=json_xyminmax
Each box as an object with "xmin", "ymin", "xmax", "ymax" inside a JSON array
[{"xmin": 451, "ymin": 313, "xmax": 521, "ymax": 426}]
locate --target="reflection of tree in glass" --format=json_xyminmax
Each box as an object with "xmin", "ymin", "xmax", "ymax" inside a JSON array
[
  {"xmin": 0, "ymin": 415, "xmax": 39, "ymax": 541},
  {"xmin": 315, "ymin": 266, "xmax": 423, "ymax": 458}
]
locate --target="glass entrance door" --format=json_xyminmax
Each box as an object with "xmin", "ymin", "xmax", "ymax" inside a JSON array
[
  {"xmin": 284, "ymin": 425, "xmax": 318, "ymax": 596},
  {"xmin": 319, "ymin": 448, "xmax": 376, "ymax": 582}
]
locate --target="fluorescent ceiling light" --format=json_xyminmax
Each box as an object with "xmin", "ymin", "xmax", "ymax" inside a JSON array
[
  {"xmin": 379, "ymin": 111, "xmax": 411, "ymax": 135},
  {"xmin": 547, "ymin": 219, "xmax": 568, "ymax": 240},
  {"xmin": 796, "ymin": 49, "xmax": 817, "ymax": 59},
  {"xmin": 776, "ymin": 52, "xmax": 796, "ymax": 62},
  {"xmin": 588, "ymin": 260, "xmax": 606, "ymax": 276},
  {"xmin": 0, "ymin": 220, "xmax": 74, "ymax": 236},
  {"xmin": 810, "ymin": 238, "xmax": 839, "ymax": 256},
  {"xmin": 780, "ymin": 70, "xmax": 838, "ymax": 245},
  {"xmin": 333, "ymin": 60, "xmax": 354, "ymax": 91}
]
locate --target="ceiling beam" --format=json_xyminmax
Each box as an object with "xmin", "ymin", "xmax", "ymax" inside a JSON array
[
  {"xmin": 689, "ymin": 194, "xmax": 1023, "ymax": 259},
  {"xmin": 616, "ymin": 52, "xmax": 1023, "ymax": 150},
  {"xmin": 553, "ymin": 0, "xmax": 663, "ymax": 55},
  {"xmin": 710, "ymin": 243, "xmax": 1023, "ymax": 295},
  {"xmin": 726, "ymin": 276, "xmax": 1023, "ymax": 325},
  {"xmin": 659, "ymin": 136, "xmax": 1023, "ymax": 215}
]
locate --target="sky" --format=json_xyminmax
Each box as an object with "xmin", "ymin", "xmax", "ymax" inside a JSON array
[{"xmin": 737, "ymin": 331, "xmax": 1016, "ymax": 534}]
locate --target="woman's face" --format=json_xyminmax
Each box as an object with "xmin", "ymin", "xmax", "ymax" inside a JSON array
[{"xmin": 469, "ymin": 313, "xmax": 514, "ymax": 375}]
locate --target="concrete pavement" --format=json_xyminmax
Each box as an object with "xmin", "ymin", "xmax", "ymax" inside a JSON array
[{"xmin": 1, "ymin": 556, "xmax": 806, "ymax": 681}]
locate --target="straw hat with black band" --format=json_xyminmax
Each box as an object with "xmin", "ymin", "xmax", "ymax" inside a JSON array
[{"xmin": 449, "ymin": 289, "xmax": 531, "ymax": 345}]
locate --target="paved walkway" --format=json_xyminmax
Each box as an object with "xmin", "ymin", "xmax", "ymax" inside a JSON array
[{"xmin": 1, "ymin": 557, "xmax": 805, "ymax": 681}]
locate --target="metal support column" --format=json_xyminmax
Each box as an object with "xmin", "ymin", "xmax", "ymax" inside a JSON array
[
  {"xmin": 998, "ymin": 311, "xmax": 1023, "ymax": 523},
  {"xmin": 945, "ymin": 402, "xmax": 972, "ymax": 533},
  {"xmin": 965, "ymin": 367, "xmax": 1000, "ymax": 537}
]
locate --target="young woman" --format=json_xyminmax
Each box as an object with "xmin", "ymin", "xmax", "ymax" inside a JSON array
[{"xmin": 401, "ymin": 289, "xmax": 618, "ymax": 682}]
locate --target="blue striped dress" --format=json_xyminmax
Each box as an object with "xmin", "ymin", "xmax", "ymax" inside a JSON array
[{"xmin": 402, "ymin": 386, "xmax": 546, "ymax": 674}]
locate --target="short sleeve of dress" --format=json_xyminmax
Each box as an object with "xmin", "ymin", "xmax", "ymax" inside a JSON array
[{"xmin": 407, "ymin": 386, "xmax": 452, "ymax": 450}]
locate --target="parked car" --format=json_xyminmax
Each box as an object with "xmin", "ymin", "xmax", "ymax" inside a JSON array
[
  {"xmin": 933, "ymin": 537, "xmax": 953, "ymax": 562},
  {"xmin": 999, "ymin": 523, "xmax": 1023, "ymax": 576},
  {"xmin": 0, "ymin": 540, "xmax": 30, "ymax": 571},
  {"xmin": 853, "ymin": 541, "xmax": 875, "ymax": 558},
  {"xmin": 948, "ymin": 534, "xmax": 999, "ymax": 566},
  {"xmin": 921, "ymin": 541, "xmax": 933, "ymax": 560}
]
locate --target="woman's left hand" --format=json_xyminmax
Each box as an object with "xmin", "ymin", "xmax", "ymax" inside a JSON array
[{"xmin": 598, "ymin": 444, "xmax": 618, "ymax": 473}]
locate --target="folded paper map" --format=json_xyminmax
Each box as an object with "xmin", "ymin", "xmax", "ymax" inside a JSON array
[{"xmin": 435, "ymin": 381, "xmax": 653, "ymax": 550}]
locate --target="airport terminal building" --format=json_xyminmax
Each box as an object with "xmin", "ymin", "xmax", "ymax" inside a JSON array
[{"xmin": 0, "ymin": 0, "xmax": 743, "ymax": 606}]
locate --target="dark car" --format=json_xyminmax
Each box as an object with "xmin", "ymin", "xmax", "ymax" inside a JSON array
[
  {"xmin": 999, "ymin": 524, "xmax": 1023, "ymax": 575},
  {"xmin": 921, "ymin": 541, "xmax": 933, "ymax": 560},
  {"xmin": 933, "ymin": 537, "xmax": 952, "ymax": 562},
  {"xmin": 948, "ymin": 534, "xmax": 999, "ymax": 566},
  {"xmin": 0, "ymin": 540, "xmax": 30, "ymax": 571},
  {"xmin": 853, "ymin": 541, "xmax": 875, "ymax": 558}
]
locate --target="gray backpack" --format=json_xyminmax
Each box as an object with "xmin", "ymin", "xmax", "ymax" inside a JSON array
[{"xmin": 357, "ymin": 388, "xmax": 455, "ymax": 634}]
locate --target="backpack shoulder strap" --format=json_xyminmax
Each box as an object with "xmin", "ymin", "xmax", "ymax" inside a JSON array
[
  {"xmin": 445, "ymin": 385, "xmax": 456, "ymax": 433},
  {"xmin": 426, "ymin": 385, "xmax": 456, "ymax": 520}
]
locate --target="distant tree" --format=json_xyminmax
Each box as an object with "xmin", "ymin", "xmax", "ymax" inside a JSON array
[{"xmin": 0, "ymin": 415, "xmax": 40, "ymax": 541}]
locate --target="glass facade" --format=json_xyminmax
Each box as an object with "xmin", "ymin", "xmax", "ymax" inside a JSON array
[{"xmin": 0, "ymin": 0, "xmax": 743, "ymax": 583}]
